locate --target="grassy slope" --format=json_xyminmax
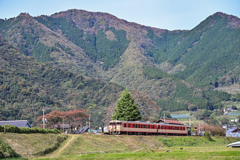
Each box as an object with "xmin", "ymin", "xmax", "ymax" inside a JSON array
[
  {"xmin": 0, "ymin": 133, "xmax": 67, "ymax": 158},
  {"xmin": 32, "ymin": 134, "xmax": 240, "ymax": 160}
]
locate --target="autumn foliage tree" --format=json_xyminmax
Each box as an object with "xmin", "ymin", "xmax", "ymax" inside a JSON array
[
  {"xmin": 35, "ymin": 109, "xmax": 89, "ymax": 129},
  {"xmin": 196, "ymin": 124, "xmax": 226, "ymax": 136},
  {"xmin": 102, "ymin": 104, "xmax": 115, "ymax": 126},
  {"xmin": 131, "ymin": 90, "xmax": 161, "ymax": 121}
]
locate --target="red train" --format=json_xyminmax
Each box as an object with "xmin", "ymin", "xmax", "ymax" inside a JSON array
[{"xmin": 109, "ymin": 120, "xmax": 191, "ymax": 136}]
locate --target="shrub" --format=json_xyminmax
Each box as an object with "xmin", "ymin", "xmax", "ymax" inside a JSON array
[
  {"xmin": 0, "ymin": 140, "xmax": 19, "ymax": 158},
  {"xmin": 204, "ymin": 131, "xmax": 213, "ymax": 141},
  {"xmin": 36, "ymin": 128, "xmax": 45, "ymax": 133},
  {"xmin": 0, "ymin": 125, "xmax": 3, "ymax": 132},
  {"xmin": 4, "ymin": 124, "xmax": 21, "ymax": 133},
  {"xmin": 0, "ymin": 124, "xmax": 61, "ymax": 134},
  {"xmin": 20, "ymin": 127, "xmax": 31, "ymax": 133},
  {"xmin": 29, "ymin": 127, "xmax": 38, "ymax": 133}
]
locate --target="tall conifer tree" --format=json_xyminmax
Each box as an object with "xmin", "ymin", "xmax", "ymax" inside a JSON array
[{"xmin": 112, "ymin": 89, "xmax": 141, "ymax": 121}]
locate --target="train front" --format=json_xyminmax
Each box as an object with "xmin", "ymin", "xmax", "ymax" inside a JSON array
[{"xmin": 108, "ymin": 120, "xmax": 122, "ymax": 134}]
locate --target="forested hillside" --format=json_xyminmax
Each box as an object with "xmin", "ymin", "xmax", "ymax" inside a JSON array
[
  {"xmin": 146, "ymin": 12, "xmax": 240, "ymax": 88},
  {"xmin": 0, "ymin": 10, "xmax": 239, "ymax": 120},
  {"xmin": 0, "ymin": 35, "xmax": 124, "ymax": 125}
]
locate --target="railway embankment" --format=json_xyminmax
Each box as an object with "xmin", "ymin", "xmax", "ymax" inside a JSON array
[
  {"xmin": 0, "ymin": 133, "xmax": 239, "ymax": 159},
  {"xmin": 56, "ymin": 134, "xmax": 238, "ymax": 156}
]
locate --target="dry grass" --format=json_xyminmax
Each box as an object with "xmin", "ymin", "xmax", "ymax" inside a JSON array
[{"xmin": 0, "ymin": 133, "xmax": 67, "ymax": 158}]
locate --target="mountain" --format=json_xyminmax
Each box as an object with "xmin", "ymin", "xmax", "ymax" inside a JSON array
[
  {"xmin": 146, "ymin": 12, "xmax": 240, "ymax": 88},
  {"xmin": 0, "ymin": 10, "xmax": 238, "ymax": 117},
  {"xmin": 0, "ymin": 34, "xmax": 124, "ymax": 125}
]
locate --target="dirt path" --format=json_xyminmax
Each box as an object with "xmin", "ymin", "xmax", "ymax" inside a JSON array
[
  {"xmin": 38, "ymin": 134, "xmax": 76, "ymax": 159},
  {"xmin": 52, "ymin": 135, "xmax": 75, "ymax": 158}
]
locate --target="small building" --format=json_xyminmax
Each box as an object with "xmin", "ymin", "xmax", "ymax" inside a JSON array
[
  {"xmin": 222, "ymin": 125, "xmax": 228, "ymax": 129},
  {"xmin": 155, "ymin": 118, "xmax": 184, "ymax": 125},
  {"xmin": 0, "ymin": 120, "xmax": 31, "ymax": 128},
  {"xmin": 231, "ymin": 118, "xmax": 239, "ymax": 122},
  {"xmin": 226, "ymin": 128, "xmax": 240, "ymax": 137},
  {"xmin": 59, "ymin": 124, "xmax": 70, "ymax": 129}
]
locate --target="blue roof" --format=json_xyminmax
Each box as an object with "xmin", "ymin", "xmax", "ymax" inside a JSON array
[
  {"xmin": 171, "ymin": 115, "xmax": 194, "ymax": 118},
  {"xmin": 227, "ymin": 113, "xmax": 240, "ymax": 115},
  {"xmin": 0, "ymin": 120, "xmax": 31, "ymax": 128},
  {"xmin": 227, "ymin": 129, "xmax": 237, "ymax": 133}
]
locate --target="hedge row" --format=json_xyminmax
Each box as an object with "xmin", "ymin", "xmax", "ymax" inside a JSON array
[{"xmin": 0, "ymin": 125, "xmax": 61, "ymax": 134}]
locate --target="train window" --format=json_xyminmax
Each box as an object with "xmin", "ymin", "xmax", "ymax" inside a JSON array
[
  {"xmin": 133, "ymin": 124, "xmax": 135, "ymax": 128},
  {"xmin": 183, "ymin": 127, "xmax": 185, "ymax": 130},
  {"xmin": 128, "ymin": 124, "xmax": 131, "ymax": 127},
  {"xmin": 152, "ymin": 125, "xmax": 155, "ymax": 129},
  {"xmin": 148, "ymin": 125, "xmax": 150, "ymax": 128},
  {"xmin": 124, "ymin": 124, "xmax": 126, "ymax": 127},
  {"xmin": 144, "ymin": 125, "xmax": 145, "ymax": 128},
  {"xmin": 158, "ymin": 126, "xmax": 160, "ymax": 129},
  {"xmin": 113, "ymin": 123, "xmax": 115, "ymax": 125},
  {"xmin": 117, "ymin": 122, "xmax": 122, "ymax": 125},
  {"xmin": 161, "ymin": 126, "xmax": 163, "ymax": 129},
  {"xmin": 110, "ymin": 123, "xmax": 112, "ymax": 125},
  {"xmin": 138, "ymin": 125, "xmax": 140, "ymax": 128}
]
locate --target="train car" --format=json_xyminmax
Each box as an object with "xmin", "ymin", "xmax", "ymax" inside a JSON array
[{"xmin": 109, "ymin": 120, "xmax": 189, "ymax": 136}]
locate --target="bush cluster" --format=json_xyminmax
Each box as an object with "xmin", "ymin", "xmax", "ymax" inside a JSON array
[
  {"xmin": 203, "ymin": 131, "xmax": 213, "ymax": 141},
  {"xmin": 0, "ymin": 140, "xmax": 19, "ymax": 158},
  {"xmin": 0, "ymin": 124, "xmax": 60, "ymax": 134},
  {"xmin": 34, "ymin": 135, "xmax": 68, "ymax": 156}
]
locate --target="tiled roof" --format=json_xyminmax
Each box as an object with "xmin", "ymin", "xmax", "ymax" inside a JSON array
[
  {"xmin": 227, "ymin": 128, "xmax": 240, "ymax": 133},
  {"xmin": 0, "ymin": 120, "xmax": 31, "ymax": 128},
  {"xmin": 155, "ymin": 118, "xmax": 183, "ymax": 125},
  {"xmin": 60, "ymin": 124, "xmax": 70, "ymax": 129}
]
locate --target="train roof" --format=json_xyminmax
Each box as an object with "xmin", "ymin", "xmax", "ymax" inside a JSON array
[{"xmin": 109, "ymin": 120, "xmax": 187, "ymax": 126}]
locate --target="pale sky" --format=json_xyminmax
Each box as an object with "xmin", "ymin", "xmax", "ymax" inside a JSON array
[{"xmin": 0, "ymin": 0, "xmax": 239, "ymax": 30}]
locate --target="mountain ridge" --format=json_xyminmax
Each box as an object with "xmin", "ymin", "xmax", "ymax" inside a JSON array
[{"xmin": 0, "ymin": 9, "xmax": 238, "ymax": 121}]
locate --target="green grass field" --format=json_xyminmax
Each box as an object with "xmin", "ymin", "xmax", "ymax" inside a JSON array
[
  {"xmin": 34, "ymin": 145, "xmax": 240, "ymax": 160},
  {"xmin": 32, "ymin": 135, "xmax": 240, "ymax": 160},
  {"xmin": 1, "ymin": 133, "xmax": 240, "ymax": 160}
]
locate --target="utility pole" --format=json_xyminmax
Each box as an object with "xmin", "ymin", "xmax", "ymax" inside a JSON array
[
  {"xmin": 199, "ymin": 123, "xmax": 202, "ymax": 135},
  {"xmin": 164, "ymin": 112, "xmax": 165, "ymax": 123},
  {"xmin": 89, "ymin": 116, "xmax": 90, "ymax": 131},
  {"xmin": 189, "ymin": 117, "xmax": 191, "ymax": 126},
  {"xmin": 42, "ymin": 106, "xmax": 45, "ymax": 129},
  {"xmin": 63, "ymin": 117, "xmax": 65, "ymax": 133}
]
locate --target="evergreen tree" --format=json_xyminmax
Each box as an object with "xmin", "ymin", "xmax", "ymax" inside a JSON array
[{"xmin": 112, "ymin": 89, "xmax": 142, "ymax": 121}]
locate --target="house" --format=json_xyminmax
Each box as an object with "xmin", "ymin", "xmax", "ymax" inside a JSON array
[
  {"xmin": 222, "ymin": 125, "xmax": 228, "ymax": 129},
  {"xmin": 0, "ymin": 120, "xmax": 31, "ymax": 128},
  {"xmin": 155, "ymin": 118, "xmax": 184, "ymax": 125},
  {"xmin": 226, "ymin": 128, "xmax": 240, "ymax": 137},
  {"xmin": 59, "ymin": 124, "xmax": 70, "ymax": 129},
  {"xmin": 224, "ymin": 107, "xmax": 238, "ymax": 113},
  {"xmin": 230, "ymin": 118, "xmax": 239, "ymax": 122}
]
